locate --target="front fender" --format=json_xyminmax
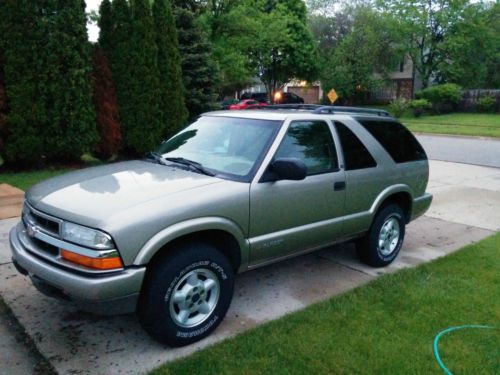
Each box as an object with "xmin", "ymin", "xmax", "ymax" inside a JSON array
[{"xmin": 132, "ymin": 217, "xmax": 249, "ymax": 269}]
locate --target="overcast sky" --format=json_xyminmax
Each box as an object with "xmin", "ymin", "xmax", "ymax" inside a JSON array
[{"xmin": 86, "ymin": 0, "xmax": 102, "ymax": 42}]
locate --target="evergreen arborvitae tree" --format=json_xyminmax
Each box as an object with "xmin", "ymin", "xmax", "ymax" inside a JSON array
[
  {"xmin": 153, "ymin": 0, "xmax": 188, "ymax": 137},
  {"xmin": 123, "ymin": 0, "xmax": 162, "ymax": 154},
  {"xmin": 1, "ymin": 0, "xmax": 47, "ymax": 165},
  {"xmin": 42, "ymin": 0, "xmax": 97, "ymax": 161},
  {"xmin": 98, "ymin": 0, "xmax": 114, "ymax": 53},
  {"xmin": 100, "ymin": 0, "xmax": 163, "ymax": 155},
  {"xmin": 174, "ymin": 7, "xmax": 219, "ymax": 118},
  {"xmin": 92, "ymin": 47, "xmax": 122, "ymax": 159}
]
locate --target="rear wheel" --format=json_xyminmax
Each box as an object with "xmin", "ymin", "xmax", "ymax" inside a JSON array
[
  {"xmin": 138, "ymin": 242, "xmax": 234, "ymax": 347},
  {"xmin": 356, "ymin": 204, "xmax": 405, "ymax": 267}
]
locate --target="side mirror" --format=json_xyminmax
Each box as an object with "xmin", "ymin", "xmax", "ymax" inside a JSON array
[{"xmin": 262, "ymin": 158, "xmax": 307, "ymax": 182}]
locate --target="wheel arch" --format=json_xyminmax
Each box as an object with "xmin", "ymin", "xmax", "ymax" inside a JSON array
[
  {"xmin": 133, "ymin": 217, "xmax": 249, "ymax": 272},
  {"xmin": 370, "ymin": 185, "xmax": 413, "ymax": 223}
]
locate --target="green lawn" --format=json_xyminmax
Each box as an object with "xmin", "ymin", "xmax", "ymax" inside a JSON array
[
  {"xmin": 361, "ymin": 106, "xmax": 500, "ymax": 138},
  {"xmin": 153, "ymin": 233, "xmax": 500, "ymax": 375},
  {"xmin": 0, "ymin": 169, "xmax": 69, "ymax": 191},
  {"xmin": 402, "ymin": 113, "xmax": 500, "ymax": 138}
]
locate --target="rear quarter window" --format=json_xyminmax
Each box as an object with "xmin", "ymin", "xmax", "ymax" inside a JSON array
[
  {"xmin": 335, "ymin": 122, "xmax": 377, "ymax": 170},
  {"xmin": 357, "ymin": 119, "xmax": 427, "ymax": 163}
]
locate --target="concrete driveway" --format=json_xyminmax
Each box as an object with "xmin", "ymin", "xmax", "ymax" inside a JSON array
[{"xmin": 0, "ymin": 159, "xmax": 498, "ymax": 375}]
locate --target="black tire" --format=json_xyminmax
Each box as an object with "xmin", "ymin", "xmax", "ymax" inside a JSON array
[
  {"xmin": 356, "ymin": 204, "xmax": 406, "ymax": 267},
  {"xmin": 138, "ymin": 242, "xmax": 234, "ymax": 347}
]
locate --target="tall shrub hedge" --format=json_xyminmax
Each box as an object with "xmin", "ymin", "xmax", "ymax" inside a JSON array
[
  {"xmin": 153, "ymin": 0, "xmax": 188, "ymax": 138},
  {"xmin": 0, "ymin": 0, "xmax": 97, "ymax": 166}
]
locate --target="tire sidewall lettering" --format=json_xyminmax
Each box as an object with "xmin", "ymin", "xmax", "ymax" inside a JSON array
[
  {"xmin": 176, "ymin": 315, "xmax": 219, "ymax": 338},
  {"xmin": 164, "ymin": 259, "xmax": 228, "ymax": 337}
]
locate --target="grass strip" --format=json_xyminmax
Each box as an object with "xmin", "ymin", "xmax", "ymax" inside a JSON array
[{"xmin": 152, "ymin": 233, "xmax": 500, "ymax": 375}]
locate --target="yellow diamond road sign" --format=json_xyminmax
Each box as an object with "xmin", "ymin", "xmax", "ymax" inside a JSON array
[{"xmin": 327, "ymin": 89, "xmax": 338, "ymax": 104}]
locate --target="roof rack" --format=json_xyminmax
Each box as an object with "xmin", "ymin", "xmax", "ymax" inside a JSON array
[
  {"xmin": 252, "ymin": 104, "xmax": 322, "ymax": 111},
  {"xmin": 312, "ymin": 106, "xmax": 390, "ymax": 117},
  {"xmin": 259, "ymin": 104, "xmax": 390, "ymax": 117}
]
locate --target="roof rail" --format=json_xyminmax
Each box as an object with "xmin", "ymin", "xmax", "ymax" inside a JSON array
[
  {"xmin": 312, "ymin": 106, "xmax": 391, "ymax": 117},
  {"xmin": 258, "ymin": 104, "xmax": 322, "ymax": 111},
  {"xmin": 259, "ymin": 104, "xmax": 391, "ymax": 117}
]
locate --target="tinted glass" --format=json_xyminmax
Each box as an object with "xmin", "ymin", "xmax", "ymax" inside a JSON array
[
  {"xmin": 358, "ymin": 119, "xmax": 427, "ymax": 163},
  {"xmin": 335, "ymin": 122, "xmax": 377, "ymax": 170},
  {"xmin": 158, "ymin": 116, "xmax": 280, "ymax": 180},
  {"xmin": 275, "ymin": 121, "xmax": 338, "ymax": 175}
]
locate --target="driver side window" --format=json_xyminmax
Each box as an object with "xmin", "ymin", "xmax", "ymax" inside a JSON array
[{"xmin": 275, "ymin": 120, "xmax": 338, "ymax": 176}]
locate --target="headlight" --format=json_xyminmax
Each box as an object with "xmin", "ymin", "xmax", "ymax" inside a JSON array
[{"xmin": 61, "ymin": 222, "xmax": 114, "ymax": 250}]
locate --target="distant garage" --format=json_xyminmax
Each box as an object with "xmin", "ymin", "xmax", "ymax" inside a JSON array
[{"xmin": 285, "ymin": 84, "xmax": 322, "ymax": 104}]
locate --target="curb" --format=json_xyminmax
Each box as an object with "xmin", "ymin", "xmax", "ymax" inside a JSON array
[{"xmin": 0, "ymin": 294, "xmax": 57, "ymax": 375}]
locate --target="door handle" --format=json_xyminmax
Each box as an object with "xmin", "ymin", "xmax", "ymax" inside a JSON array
[{"xmin": 334, "ymin": 181, "xmax": 346, "ymax": 191}]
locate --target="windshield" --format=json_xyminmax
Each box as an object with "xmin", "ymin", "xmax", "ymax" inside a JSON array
[{"xmin": 157, "ymin": 116, "xmax": 281, "ymax": 181}]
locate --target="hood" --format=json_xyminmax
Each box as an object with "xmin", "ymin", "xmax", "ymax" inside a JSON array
[{"xmin": 26, "ymin": 160, "xmax": 223, "ymax": 225}]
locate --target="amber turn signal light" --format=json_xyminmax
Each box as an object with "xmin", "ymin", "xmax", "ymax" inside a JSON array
[{"xmin": 60, "ymin": 249, "xmax": 123, "ymax": 270}]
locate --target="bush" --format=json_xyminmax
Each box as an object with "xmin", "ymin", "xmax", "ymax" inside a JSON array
[
  {"xmin": 408, "ymin": 99, "xmax": 431, "ymax": 118},
  {"xmin": 415, "ymin": 84, "xmax": 462, "ymax": 114},
  {"xmin": 477, "ymin": 95, "xmax": 496, "ymax": 113},
  {"xmin": 388, "ymin": 98, "xmax": 408, "ymax": 118}
]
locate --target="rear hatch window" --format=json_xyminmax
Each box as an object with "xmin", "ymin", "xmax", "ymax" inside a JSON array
[{"xmin": 357, "ymin": 119, "xmax": 427, "ymax": 163}]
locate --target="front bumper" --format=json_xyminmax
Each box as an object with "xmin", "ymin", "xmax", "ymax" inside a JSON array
[
  {"xmin": 10, "ymin": 223, "xmax": 146, "ymax": 315},
  {"xmin": 411, "ymin": 192, "xmax": 433, "ymax": 221}
]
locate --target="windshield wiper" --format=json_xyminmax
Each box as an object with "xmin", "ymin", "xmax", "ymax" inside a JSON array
[
  {"xmin": 164, "ymin": 157, "xmax": 216, "ymax": 176},
  {"xmin": 144, "ymin": 151, "xmax": 169, "ymax": 166}
]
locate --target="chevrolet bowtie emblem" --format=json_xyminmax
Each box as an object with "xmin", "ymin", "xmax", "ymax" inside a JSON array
[{"xmin": 26, "ymin": 223, "xmax": 36, "ymax": 238}]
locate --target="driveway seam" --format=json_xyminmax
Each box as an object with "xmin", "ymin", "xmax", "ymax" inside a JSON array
[
  {"xmin": 316, "ymin": 253, "xmax": 376, "ymax": 277},
  {"xmin": 422, "ymin": 214, "xmax": 498, "ymax": 233}
]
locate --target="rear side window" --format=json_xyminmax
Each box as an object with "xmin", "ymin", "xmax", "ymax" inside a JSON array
[
  {"xmin": 335, "ymin": 122, "xmax": 377, "ymax": 170},
  {"xmin": 357, "ymin": 119, "xmax": 427, "ymax": 163}
]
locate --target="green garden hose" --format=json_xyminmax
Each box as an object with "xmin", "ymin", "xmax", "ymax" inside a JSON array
[{"xmin": 433, "ymin": 325, "xmax": 495, "ymax": 375}]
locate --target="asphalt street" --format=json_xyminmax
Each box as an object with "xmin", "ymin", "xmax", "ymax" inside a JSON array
[{"xmin": 416, "ymin": 134, "xmax": 500, "ymax": 168}]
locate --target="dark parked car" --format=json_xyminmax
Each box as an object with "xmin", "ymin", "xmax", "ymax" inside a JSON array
[{"xmin": 274, "ymin": 92, "xmax": 304, "ymax": 104}]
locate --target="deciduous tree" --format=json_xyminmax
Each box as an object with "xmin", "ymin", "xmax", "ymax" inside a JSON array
[
  {"xmin": 438, "ymin": 2, "xmax": 500, "ymax": 88},
  {"xmin": 377, "ymin": 0, "xmax": 470, "ymax": 88},
  {"xmin": 320, "ymin": 6, "xmax": 403, "ymax": 101},
  {"xmin": 247, "ymin": 0, "xmax": 319, "ymax": 102}
]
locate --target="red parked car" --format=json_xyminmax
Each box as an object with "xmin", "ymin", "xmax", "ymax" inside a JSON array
[{"xmin": 228, "ymin": 99, "xmax": 268, "ymax": 110}]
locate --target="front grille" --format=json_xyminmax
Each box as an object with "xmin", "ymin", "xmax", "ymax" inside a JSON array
[
  {"xmin": 30, "ymin": 212, "xmax": 60, "ymax": 235},
  {"xmin": 22, "ymin": 203, "xmax": 62, "ymax": 258},
  {"xmin": 31, "ymin": 237, "xmax": 59, "ymax": 257}
]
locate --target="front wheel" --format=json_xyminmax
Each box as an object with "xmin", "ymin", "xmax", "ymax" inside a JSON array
[
  {"xmin": 138, "ymin": 242, "xmax": 234, "ymax": 347},
  {"xmin": 356, "ymin": 204, "xmax": 406, "ymax": 267}
]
